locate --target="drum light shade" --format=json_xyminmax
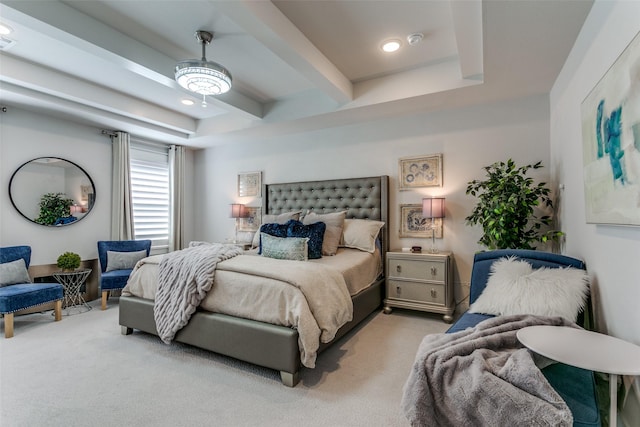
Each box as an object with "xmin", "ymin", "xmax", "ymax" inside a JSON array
[{"xmin": 175, "ymin": 31, "xmax": 232, "ymax": 105}]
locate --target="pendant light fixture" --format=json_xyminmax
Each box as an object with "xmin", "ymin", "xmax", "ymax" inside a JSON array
[{"xmin": 175, "ymin": 30, "xmax": 232, "ymax": 107}]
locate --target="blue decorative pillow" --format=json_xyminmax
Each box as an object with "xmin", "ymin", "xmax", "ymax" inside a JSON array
[
  {"xmin": 258, "ymin": 222, "xmax": 290, "ymax": 254},
  {"xmin": 261, "ymin": 233, "xmax": 309, "ymax": 261},
  {"xmin": 287, "ymin": 220, "xmax": 326, "ymax": 259}
]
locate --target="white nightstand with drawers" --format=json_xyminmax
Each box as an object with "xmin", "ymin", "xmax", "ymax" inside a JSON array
[{"xmin": 383, "ymin": 250, "xmax": 454, "ymax": 323}]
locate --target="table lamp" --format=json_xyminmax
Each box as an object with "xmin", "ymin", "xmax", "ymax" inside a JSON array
[
  {"xmin": 422, "ymin": 197, "xmax": 445, "ymax": 253},
  {"xmin": 230, "ymin": 203, "xmax": 249, "ymax": 243}
]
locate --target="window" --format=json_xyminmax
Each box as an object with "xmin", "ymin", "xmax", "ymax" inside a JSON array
[{"xmin": 130, "ymin": 142, "xmax": 170, "ymax": 253}]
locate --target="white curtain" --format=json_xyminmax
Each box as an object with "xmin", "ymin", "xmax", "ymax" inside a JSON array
[
  {"xmin": 110, "ymin": 131, "xmax": 134, "ymax": 240},
  {"xmin": 169, "ymin": 144, "xmax": 185, "ymax": 251}
]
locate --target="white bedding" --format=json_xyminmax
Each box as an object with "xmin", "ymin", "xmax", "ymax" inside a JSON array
[{"xmin": 122, "ymin": 248, "xmax": 381, "ymax": 368}]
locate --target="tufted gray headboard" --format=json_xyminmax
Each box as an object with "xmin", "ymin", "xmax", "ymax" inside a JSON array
[{"xmin": 262, "ymin": 176, "xmax": 389, "ymax": 258}]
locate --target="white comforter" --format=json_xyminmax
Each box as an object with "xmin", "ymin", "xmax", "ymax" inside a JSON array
[{"xmin": 122, "ymin": 253, "xmax": 354, "ymax": 368}]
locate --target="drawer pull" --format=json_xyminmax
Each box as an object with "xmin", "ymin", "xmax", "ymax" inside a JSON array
[
  {"xmin": 430, "ymin": 288, "xmax": 437, "ymax": 298},
  {"xmin": 396, "ymin": 265, "xmax": 402, "ymax": 273},
  {"xmin": 430, "ymin": 266, "xmax": 437, "ymax": 276},
  {"xmin": 396, "ymin": 285, "xmax": 402, "ymax": 295}
]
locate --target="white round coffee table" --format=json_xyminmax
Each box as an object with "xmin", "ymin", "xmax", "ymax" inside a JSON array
[{"xmin": 517, "ymin": 325, "xmax": 640, "ymax": 427}]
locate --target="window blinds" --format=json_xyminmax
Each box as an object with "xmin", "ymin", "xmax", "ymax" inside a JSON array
[{"xmin": 129, "ymin": 142, "xmax": 170, "ymax": 252}]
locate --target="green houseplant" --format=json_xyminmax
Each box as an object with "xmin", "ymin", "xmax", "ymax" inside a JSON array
[
  {"xmin": 465, "ymin": 159, "xmax": 562, "ymax": 250},
  {"xmin": 57, "ymin": 251, "xmax": 81, "ymax": 271},
  {"xmin": 34, "ymin": 192, "xmax": 74, "ymax": 226}
]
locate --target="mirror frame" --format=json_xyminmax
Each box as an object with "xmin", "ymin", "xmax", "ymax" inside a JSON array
[{"xmin": 8, "ymin": 157, "xmax": 96, "ymax": 227}]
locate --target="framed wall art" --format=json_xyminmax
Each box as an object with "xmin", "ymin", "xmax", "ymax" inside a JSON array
[
  {"xmin": 581, "ymin": 31, "xmax": 640, "ymax": 226},
  {"xmin": 399, "ymin": 204, "xmax": 442, "ymax": 238},
  {"xmin": 238, "ymin": 171, "xmax": 262, "ymax": 197},
  {"xmin": 238, "ymin": 207, "xmax": 261, "ymax": 232},
  {"xmin": 398, "ymin": 154, "xmax": 442, "ymax": 190}
]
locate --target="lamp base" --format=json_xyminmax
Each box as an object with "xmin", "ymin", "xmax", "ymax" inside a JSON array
[{"xmin": 428, "ymin": 231, "xmax": 439, "ymax": 253}]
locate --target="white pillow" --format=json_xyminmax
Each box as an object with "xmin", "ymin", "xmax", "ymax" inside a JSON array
[
  {"xmin": 251, "ymin": 211, "xmax": 302, "ymax": 248},
  {"xmin": 303, "ymin": 211, "xmax": 346, "ymax": 256},
  {"xmin": 340, "ymin": 219, "xmax": 385, "ymax": 253},
  {"xmin": 469, "ymin": 257, "xmax": 589, "ymax": 321}
]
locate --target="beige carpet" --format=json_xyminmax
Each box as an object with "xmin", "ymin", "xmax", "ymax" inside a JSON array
[{"xmin": 0, "ymin": 299, "xmax": 449, "ymax": 427}]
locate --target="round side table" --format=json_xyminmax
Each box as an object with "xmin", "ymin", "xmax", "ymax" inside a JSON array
[
  {"xmin": 518, "ymin": 325, "xmax": 640, "ymax": 427},
  {"xmin": 53, "ymin": 268, "xmax": 92, "ymax": 315}
]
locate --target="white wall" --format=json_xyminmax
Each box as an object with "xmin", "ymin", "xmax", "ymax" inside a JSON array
[
  {"xmin": 550, "ymin": 0, "xmax": 640, "ymax": 344},
  {"xmin": 0, "ymin": 107, "xmax": 196, "ymax": 265},
  {"xmin": 194, "ymin": 94, "xmax": 552, "ymax": 309},
  {"xmin": 550, "ymin": 2, "xmax": 640, "ymax": 423}
]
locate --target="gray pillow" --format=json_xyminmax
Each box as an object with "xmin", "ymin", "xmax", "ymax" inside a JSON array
[
  {"xmin": 303, "ymin": 211, "xmax": 346, "ymax": 256},
  {"xmin": 0, "ymin": 258, "xmax": 31, "ymax": 287},
  {"xmin": 106, "ymin": 250, "xmax": 147, "ymax": 272}
]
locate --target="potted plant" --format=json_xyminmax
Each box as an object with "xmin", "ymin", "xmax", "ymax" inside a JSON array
[
  {"xmin": 57, "ymin": 251, "xmax": 81, "ymax": 272},
  {"xmin": 35, "ymin": 192, "xmax": 74, "ymax": 226},
  {"xmin": 465, "ymin": 159, "xmax": 563, "ymax": 250}
]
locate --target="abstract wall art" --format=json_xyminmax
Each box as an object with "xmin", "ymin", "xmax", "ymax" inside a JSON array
[{"xmin": 581, "ymin": 31, "xmax": 640, "ymax": 226}]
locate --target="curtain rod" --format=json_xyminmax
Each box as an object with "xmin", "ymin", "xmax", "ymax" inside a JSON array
[{"xmin": 100, "ymin": 129, "xmax": 181, "ymax": 150}]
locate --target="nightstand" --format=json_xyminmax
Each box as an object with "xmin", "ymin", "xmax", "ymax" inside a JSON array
[
  {"xmin": 383, "ymin": 250, "xmax": 454, "ymax": 323},
  {"xmin": 223, "ymin": 241, "xmax": 252, "ymax": 250}
]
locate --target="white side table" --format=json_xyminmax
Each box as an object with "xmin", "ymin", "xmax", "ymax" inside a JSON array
[{"xmin": 517, "ymin": 325, "xmax": 640, "ymax": 427}]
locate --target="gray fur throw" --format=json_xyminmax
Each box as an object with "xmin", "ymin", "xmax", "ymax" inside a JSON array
[
  {"xmin": 402, "ymin": 314, "xmax": 578, "ymax": 427},
  {"xmin": 154, "ymin": 243, "xmax": 242, "ymax": 343}
]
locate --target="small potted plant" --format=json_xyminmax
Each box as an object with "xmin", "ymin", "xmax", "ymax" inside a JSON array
[{"xmin": 57, "ymin": 251, "xmax": 81, "ymax": 272}]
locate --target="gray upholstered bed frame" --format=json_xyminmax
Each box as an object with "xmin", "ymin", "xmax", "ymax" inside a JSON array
[{"xmin": 119, "ymin": 175, "xmax": 389, "ymax": 386}]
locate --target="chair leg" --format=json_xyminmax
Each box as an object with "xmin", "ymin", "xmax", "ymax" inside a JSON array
[
  {"xmin": 54, "ymin": 300, "xmax": 62, "ymax": 321},
  {"xmin": 102, "ymin": 290, "xmax": 108, "ymax": 310},
  {"xmin": 4, "ymin": 313, "xmax": 14, "ymax": 338}
]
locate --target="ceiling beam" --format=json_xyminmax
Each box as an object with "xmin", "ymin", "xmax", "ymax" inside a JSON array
[
  {"xmin": 0, "ymin": 54, "xmax": 197, "ymax": 136},
  {"xmin": 450, "ymin": 0, "xmax": 484, "ymax": 80},
  {"xmin": 214, "ymin": 0, "xmax": 353, "ymax": 104},
  {"xmin": 0, "ymin": 1, "xmax": 262, "ymax": 119}
]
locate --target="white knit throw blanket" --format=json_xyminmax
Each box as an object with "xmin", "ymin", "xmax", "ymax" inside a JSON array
[{"xmin": 154, "ymin": 243, "xmax": 242, "ymax": 343}]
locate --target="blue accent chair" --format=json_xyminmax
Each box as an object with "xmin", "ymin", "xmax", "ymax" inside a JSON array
[
  {"xmin": 97, "ymin": 240, "xmax": 152, "ymax": 310},
  {"xmin": 0, "ymin": 246, "xmax": 64, "ymax": 338},
  {"xmin": 447, "ymin": 249, "xmax": 600, "ymax": 427}
]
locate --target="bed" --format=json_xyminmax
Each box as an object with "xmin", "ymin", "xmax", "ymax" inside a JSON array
[{"xmin": 118, "ymin": 175, "xmax": 389, "ymax": 386}]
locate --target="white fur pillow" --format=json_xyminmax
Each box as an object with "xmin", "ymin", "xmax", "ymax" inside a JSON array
[{"xmin": 469, "ymin": 257, "xmax": 589, "ymax": 321}]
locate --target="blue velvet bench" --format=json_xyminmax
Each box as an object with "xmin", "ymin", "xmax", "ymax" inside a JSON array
[
  {"xmin": 0, "ymin": 246, "xmax": 64, "ymax": 338},
  {"xmin": 447, "ymin": 249, "xmax": 600, "ymax": 427}
]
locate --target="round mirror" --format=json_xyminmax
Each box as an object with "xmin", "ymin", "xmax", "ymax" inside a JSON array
[{"xmin": 9, "ymin": 157, "xmax": 95, "ymax": 227}]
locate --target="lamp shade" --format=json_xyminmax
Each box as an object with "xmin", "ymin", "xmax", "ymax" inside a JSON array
[
  {"xmin": 422, "ymin": 198, "xmax": 445, "ymax": 219},
  {"xmin": 230, "ymin": 203, "xmax": 249, "ymax": 218},
  {"xmin": 175, "ymin": 31, "xmax": 232, "ymax": 97}
]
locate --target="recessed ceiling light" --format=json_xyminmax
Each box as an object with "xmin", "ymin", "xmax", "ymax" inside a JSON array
[
  {"xmin": 0, "ymin": 23, "xmax": 13, "ymax": 35},
  {"xmin": 381, "ymin": 39, "xmax": 401, "ymax": 53},
  {"xmin": 181, "ymin": 99, "xmax": 195, "ymax": 106}
]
